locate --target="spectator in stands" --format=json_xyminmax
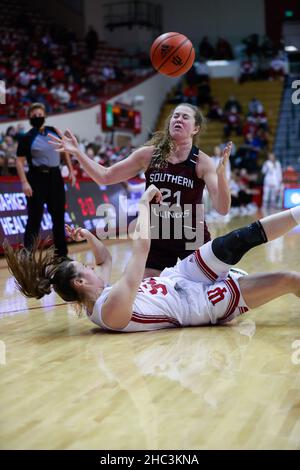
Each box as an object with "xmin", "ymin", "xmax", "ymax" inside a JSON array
[
  {"xmin": 199, "ymin": 36, "xmax": 215, "ymax": 60},
  {"xmin": 0, "ymin": 135, "xmax": 17, "ymax": 175},
  {"xmin": 243, "ymin": 115, "xmax": 258, "ymax": 139},
  {"xmin": 230, "ymin": 170, "xmax": 255, "ymax": 216},
  {"xmin": 0, "ymin": 16, "xmax": 150, "ymax": 120},
  {"xmin": 207, "ymin": 98, "xmax": 224, "ymax": 121},
  {"xmin": 248, "ymin": 97, "xmax": 262, "ymax": 114},
  {"xmin": 193, "ymin": 59, "xmax": 210, "ymax": 82},
  {"xmin": 244, "ymin": 131, "xmax": 262, "ymax": 155},
  {"xmin": 239, "ymin": 56, "xmax": 257, "ymax": 83},
  {"xmin": 260, "ymin": 36, "xmax": 275, "ymax": 58},
  {"xmin": 215, "ymin": 37, "xmax": 234, "ymax": 60},
  {"xmin": 256, "ymin": 127, "xmax": 269, "ymax": 151},
  {"xmin": 101, "ymin": 65, "xmax": 116, "ymax": 80},
  {"xmin": 224, "ymin": 95, "xmax": 242, "ymax": 114},
  {"xmin": 269, "ymin": 55, "xmax": 286, "ymax": 80},
  {"xmin": 254, "ymin": 103, "xmax": 268, "ymax": 131},
  {"xmin": 50, "ymin": 84, "xmax": 71, "ymax": 106},
  {"xmin": 233, "ymin": 135, "xmax": 259, "ymax": 173},
  {"xmin": 197, "ymin": 79, "xmax": 212, "ymax": 106},
  {"xmin": 224, "ymin": 106, "xmax": 242, "ymax": 138},
  {"xmin": 243, "ymin": 34, "xmax": 260, "ymax": 58},
  {"xmin": 262, "ymin": 152, "xmax": 283, "ymax": 209},
  {"xmin": 5, "ymin": 126, "xmax": 17, "ymax": 139}
]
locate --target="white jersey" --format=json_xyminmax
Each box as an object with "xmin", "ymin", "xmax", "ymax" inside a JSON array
[
  {"xmin": 89, "ymin": 276, "xmax": 209, "ymax": 333},
  {"xmin": 262, "ymin": 160, "xmax": 282, "ymax": 187},
  {"xmin": 88, "ymin": 241, "xmax": 249, "ymax": 333}
]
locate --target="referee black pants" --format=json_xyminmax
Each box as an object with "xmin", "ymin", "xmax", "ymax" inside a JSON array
[{"xmin": 24, "ymin": 167, "xmax": 67, "ymax": 257}]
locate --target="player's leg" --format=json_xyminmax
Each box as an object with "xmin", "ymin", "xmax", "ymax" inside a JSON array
[
  {"xmin": 174, "ymin": 206, "xmax": 300, "ymax": 284},
  {"xmin": 257, "ymin": 206, "xmax": 299, "ymax": 241},
  {"xmin": 211, "ymin": 206, "xmax": 300, "ymax": 265},
  {"xmin": 204, "ymin": 270, "xmax": 300, "ymax": 325},
  {"xmin": 238, "ymin": 271, "xmax": 300, "ymax": 308}
]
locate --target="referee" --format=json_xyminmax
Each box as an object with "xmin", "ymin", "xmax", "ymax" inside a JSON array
[{"xmin": 16, "ymin": 102, "xmax": 76, "ymax": 257}]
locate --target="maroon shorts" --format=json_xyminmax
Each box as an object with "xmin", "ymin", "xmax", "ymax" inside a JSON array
[{"xmin": 146, "ymin": 237, "xmax": 211, "ymax": 271}]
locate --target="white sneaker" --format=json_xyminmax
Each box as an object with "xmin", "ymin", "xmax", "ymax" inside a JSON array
[
  {"xmin": 239, "ymin": 207, "xmax": 248, "ymax": 216},
  {"xmin": 230, "ymin": 207, "xmax": 240, "ymax": 217}
]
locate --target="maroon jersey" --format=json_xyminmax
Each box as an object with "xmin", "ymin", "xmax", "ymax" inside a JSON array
[{"xmin": 144, "ymin": 145, "xmax": 211, "ymax": 270}]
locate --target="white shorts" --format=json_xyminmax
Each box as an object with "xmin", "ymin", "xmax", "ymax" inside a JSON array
[
  {"xmin": 161, "ymin": 242, "xmax": 249, "ymax": 325},
  {"xmin": 204, "ymin": 271, "xmax": 249, "ymax": 324}
]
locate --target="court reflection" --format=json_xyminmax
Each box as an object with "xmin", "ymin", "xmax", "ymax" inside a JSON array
[{"xmin": 82, "ymin": 322, "xmax": 258, "ymax": 448}]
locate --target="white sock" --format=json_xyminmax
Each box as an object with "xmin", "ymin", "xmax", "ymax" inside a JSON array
[{"xmin": 290, "ymin": 206, "xmax": 300, "ymax": 225}]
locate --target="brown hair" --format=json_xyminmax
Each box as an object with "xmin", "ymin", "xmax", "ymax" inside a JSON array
[
  {"xmin": 3, "ymin": 238, "xmax": 82, "ymax": 304},
  {"xmin": 28, "ymin": 102, "xmax": 46, "ymax": 117},
  {"xmin": 144, "ymin": 103, "xmax": 206, "ymax": 170}
]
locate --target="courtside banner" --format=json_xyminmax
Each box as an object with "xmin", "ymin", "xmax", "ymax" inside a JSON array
[{"xmin": 0, "ymin": 177, "xmax": 144, "ymax": 252}]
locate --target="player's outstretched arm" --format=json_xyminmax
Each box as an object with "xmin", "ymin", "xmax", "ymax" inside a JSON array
[
  {"xmin": 49, "ymin": 128, "xmax": 152, "ymax": 185},
  {"xmin": 101, "ymin": 185, "xmax": 162, "ymax": 329}
]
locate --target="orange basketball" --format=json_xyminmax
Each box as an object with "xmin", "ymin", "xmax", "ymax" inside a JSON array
[{"xmin": 150, "ymin": 32, "xmax": 195, "ymax": 77}]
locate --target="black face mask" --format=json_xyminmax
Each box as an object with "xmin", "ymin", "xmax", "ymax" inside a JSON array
[{"xmin": 30, "ymin": 116, "xmax": 45, "ymax": 129}]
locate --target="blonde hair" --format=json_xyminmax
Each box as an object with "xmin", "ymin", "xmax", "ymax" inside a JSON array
[
  {"xmin": 145, "ymin": 103, "xmax": 206, "ymax": 170},
  {"xmin": 3, "ymin": 238, "xmax": 83, "ymax": 305}
]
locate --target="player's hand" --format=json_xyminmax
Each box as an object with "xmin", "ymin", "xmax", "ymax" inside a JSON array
[
  {"xmin": 65, "ymin": 224, "xmax": 90, "ymax": 242},
  {"xmin": 217, "ymin": 141, "xmax": 232, "ymax": 176},
  {"xmin": 22, "ymin": 181, "xmax": 33, "ymax": 197},
  {"xmin": 48, "ymin": 128, "xmax": 80, "ymax": 156},
  {"xmin": 141, "ymin": 184, "xmax": 162, "ymax": 203}
]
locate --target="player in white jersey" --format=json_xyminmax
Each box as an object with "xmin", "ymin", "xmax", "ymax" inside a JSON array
[{"xmin": 4, "ymin": 185, "xmax": 300, "ymax": 333}]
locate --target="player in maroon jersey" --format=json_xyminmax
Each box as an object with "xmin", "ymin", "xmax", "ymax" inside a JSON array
[{"xmin": 49, "ymin": 104, "xmax": 232, "ymax": 276}]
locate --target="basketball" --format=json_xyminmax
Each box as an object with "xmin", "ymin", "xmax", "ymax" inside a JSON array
[{"xmin": 150, "ymin": 32, "xmax": 195, "ymax": 77}]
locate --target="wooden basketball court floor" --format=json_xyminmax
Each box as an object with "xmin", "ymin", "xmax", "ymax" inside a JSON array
[{"xmin": 0, "ymin": 215, "xmax": 299, "ymax": 450}]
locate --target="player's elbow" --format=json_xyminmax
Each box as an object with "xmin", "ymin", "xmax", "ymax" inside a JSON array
[
  {"xmin": 102, "ymin": 167, "xmax": 116, "ymax": 185},
  {"xmin": 93, "ymin": 166, "xmax": 109, "ymax": 185}
]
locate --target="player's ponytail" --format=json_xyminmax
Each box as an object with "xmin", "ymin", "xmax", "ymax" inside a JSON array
[{"xmin": 3, "ymin": 239, "xmax": 82, "ymax": 303}]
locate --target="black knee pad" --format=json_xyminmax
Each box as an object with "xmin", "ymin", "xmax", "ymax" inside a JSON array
[{"xmin": 211, "ymin": 221, "xmax": 268, "ymax": 265}]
